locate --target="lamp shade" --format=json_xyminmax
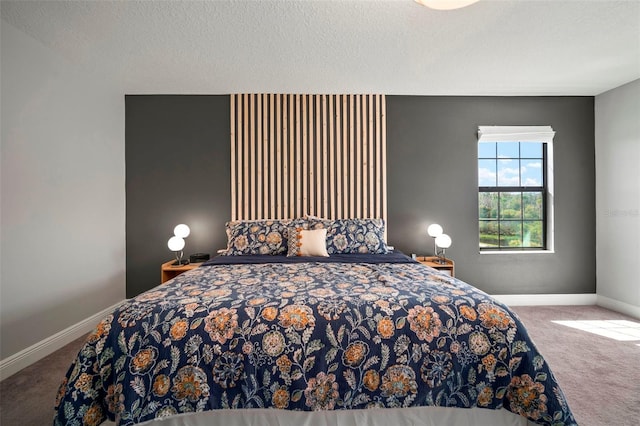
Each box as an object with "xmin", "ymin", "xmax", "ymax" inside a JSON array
[
  {"xmin": 174, "ymin": 224, "xmax": 190, "ymax": 238},
  {"xmin": 168, "ymin": 236, "xmax": 185, "ymax": 251},
  {"xmin": 427, "ymin": 224, "xmax": 443, "ymax": 238},
  {"xmin": 435, "ymin": 234, "xmax": 452, "ymax": 249}
]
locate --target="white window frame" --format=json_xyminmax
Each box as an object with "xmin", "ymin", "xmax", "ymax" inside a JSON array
[{"xmin": 477, "ymin": 126, "xmax": 555, "ymax": 254}]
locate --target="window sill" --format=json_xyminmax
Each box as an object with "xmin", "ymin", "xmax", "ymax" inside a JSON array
[{"xmin": 480, "ymin": 250, "xmax": 554, "ymax": 255}]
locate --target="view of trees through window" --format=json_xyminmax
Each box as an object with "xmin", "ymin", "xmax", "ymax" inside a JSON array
[{"xmin": 478, "ymin": 141, "xmax": 546, "ymax": 249}]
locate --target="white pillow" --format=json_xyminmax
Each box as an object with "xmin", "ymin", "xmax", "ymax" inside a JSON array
[{"xmin": 287, "ymin": 228, "xmax": 329, "ymax": 257}]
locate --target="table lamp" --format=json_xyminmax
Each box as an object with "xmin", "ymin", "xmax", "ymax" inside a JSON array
[
  {"xmin": 435, "ymin": 233, "xmax": 452, "ymax": 264},
  {"xmin": 427, "ymin": 223, "xmax": 443, "ymax": 256},
  {"xmin": 168, "ymin": 224, "xmax": 190, "ymax": 266}
]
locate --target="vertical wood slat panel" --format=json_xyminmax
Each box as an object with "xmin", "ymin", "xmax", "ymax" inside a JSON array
[
  {"xmin": 329, "ymin": 95, "xmax": 335, "ymax": 220},
  {"xmin": 289, "ymin": 96, "xmax": 295, "ymax": 218},
  {"xmin": 276, "ymin": 95, "xmax": 282, "ymax": 219},
  {"xmin": 309, "ymin": 96, "xmax": 315, "ymax": 216},
  {"xmin": 375, "ymin": 94, "xmax": 382, "ymax": 219},
  {"xmin": 302, "ymin": 95, "xmax": 308, "ymax": 217},
  {"xmin": 243, "ymin": 94, "xmax": 249, "ymax": 220},
  {"xmin": 269, "ymin": 94, "xmax": 275, "ymax": 219},
  {"xmin": 251, "ymin": 94, "xmax": 257, "ymax": 220},
  {"xmin": 335, "ymin": 95, "xmax": 342, "ymax": 218},
  {"xmin": 315, "ymin": 96, "xmax": 322, "ymax": 216},
  {"xmin": 262, "ymin": 95, "xmax": 268, "ymax": 220},
  {"xmin": 230, "ymin": 94, "xmax": 386, "ymax": 225},
  {"xmin": 356, "ymin": 95, "xmax": 361, "ymax": 218},
  {"xmin": 322, "ymin": 95, "xmax": 328, "ymax": 218},
  {"xmin": 294, "ymin": 95, "xmax": 302, "ymax": 217},
  {"xmin": 349, "ymin": 95, "xmax": 355, "ymax": 218},
  {"xmin": 283, "ymin": 95, "xmax": 289, "ymax": 218},
  {"xmin": 257, "ymin": 94, "xmax": 263, "ymax": 220},
  {"xmin": 342, "ymin": 95, "xmax": 348, "ymax": 219},
  {"xmin": 381, "ymin": 95, "xmax": 387, "ymax": 223},
  {"xmin": 366, "ymin": 95, "xmax": 376, "ymax": 215},
  {"xmin": 230, "ymin": 95, "xmax": 237, "ymax": 221},
  {"xmin": 362, "ymin": 95, "xmax": 368, "ymax": 218}
]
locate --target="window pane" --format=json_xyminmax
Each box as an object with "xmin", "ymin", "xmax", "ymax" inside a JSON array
[
  {"xmin": 500, "ymin": 221, "xmax": 522, "ymax": 248},
  {"xmin": 523, "ymin": 192, "xmax": 543, "ymax": 219},
  {"xmin": 479, "ymin": 192, "xmax": 498, "ymax": 219},
  {"xmin": 479, "ymin": 221, "xmax": 499, "ymax": 248},
  {"xmin": 499, "ymin": 192, "xmax": 522, "ymax": 219},
  {"xmin": 497, "ymin": 142, "xmax": 519, "ymax": 159},
  {"xmin": 478, "ymin": 160, "xmax": 497, "ymax": 186},
  {"xmin": 497, "ymin": 159, "xmax": 520, "ymax": 186},
  {"xmin": 478, "ymin": 142, "xmax": 496, "ymax": 158},
  {"xmin": 520, "ymin": 142, "xmax": 543, "ymax": 158},
  {"xmin": 521, "ymin": 160, "xmax": 543, "ymax": 187},
  {"xmin": 477, "ymin": 138, "xmax": 548, "ymax": 251},
  {"xmin": 523, "ymin": 221, "xmax": 544, "ymax": 247}
]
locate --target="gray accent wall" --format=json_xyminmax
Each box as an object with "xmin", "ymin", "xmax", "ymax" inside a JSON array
[
  {"xmin": 126, "ymin": 95, "xmax": 595, "ymax": 297},
  {"xmin": 387, "ymin": 96, "xmax": 595, "ymax": 294},
  {"xmin": 126, "ymin": 95, "xmax": 230, "ymax": 298}
]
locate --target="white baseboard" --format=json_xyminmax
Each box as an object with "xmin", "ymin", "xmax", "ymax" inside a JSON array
[
  {"xmin": 596, "ymin": 295, "xmax": 640, "ymax": 320},
  {"xmin": 0, "ymin": 301, "xmax": 125, "ymax": 381},
  {"xmin": 492, "ymin": 293, "xmax": 597, "ymax": 306}
]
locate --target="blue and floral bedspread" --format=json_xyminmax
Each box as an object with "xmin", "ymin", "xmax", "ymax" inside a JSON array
[{"xmin": 54, "ymin": 255, "xmax": 576, "ymax": 425}]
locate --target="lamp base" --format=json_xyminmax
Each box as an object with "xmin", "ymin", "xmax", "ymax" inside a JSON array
[{"xmin": 171, "ymin": 260, "xmax": 190, "ymax": 267}]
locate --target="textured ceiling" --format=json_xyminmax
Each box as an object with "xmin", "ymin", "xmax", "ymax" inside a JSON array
[{"xmin": 2, "ymin": 0, "xmax": 639, "ymax": 95}]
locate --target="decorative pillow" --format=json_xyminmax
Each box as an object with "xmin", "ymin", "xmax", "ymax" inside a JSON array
[
  {"xmin": 308, "ymin": 217, "xmax": 388, "ymax": 254},
  {"xmin": 287, "ymin": 228, "xmax": 329, "ymax": 257},
  {"xmin": 224, "ymin": 219, "xmax": 293, "ymax": 255}
]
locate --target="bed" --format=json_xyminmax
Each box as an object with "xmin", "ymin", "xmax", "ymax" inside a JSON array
[{"xmin": 54, "ymin": 218, "xmax": 576, "ymax": 426}]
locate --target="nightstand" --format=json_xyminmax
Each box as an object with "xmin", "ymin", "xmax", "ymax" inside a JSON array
[
  {"xmin": 161, "ymin": 260, "xmax": 202, "ymax": 283},
  {"xmin": 416, "ymin": 256, "xmax": 455, "ymax": 277}
]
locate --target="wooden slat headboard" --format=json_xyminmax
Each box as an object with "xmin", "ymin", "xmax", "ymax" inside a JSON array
[{"xmin": 230, "ymin": 94, "xmax": 386, "ymax": 222}]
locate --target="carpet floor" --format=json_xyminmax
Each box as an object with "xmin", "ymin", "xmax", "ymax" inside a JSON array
[{"xmin": 1, "ymin": 305, "xmax": 638, "ymax": 425}]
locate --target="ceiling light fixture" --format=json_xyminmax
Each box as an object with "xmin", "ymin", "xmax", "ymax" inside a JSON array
[{"xmin": 415, "ymin": 0, "xmax": 480, "ymax": 10}]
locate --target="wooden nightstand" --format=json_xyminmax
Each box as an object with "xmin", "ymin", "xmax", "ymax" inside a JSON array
[
  {"xmin": 416, "ymin": 256, "xmax": 455, "ymax": 277},
  {"xmin": 161, "ymin": 260, "xmax": 202, "ymax": 283}
]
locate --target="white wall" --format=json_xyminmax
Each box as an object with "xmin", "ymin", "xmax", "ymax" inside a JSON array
[
  {"xmin": 0, "ymin": 20, "xmax": 126, "ymax": 360},
  {"xmin": 595, "ymin": 79, "xmax": 640, "ymax": 317}
]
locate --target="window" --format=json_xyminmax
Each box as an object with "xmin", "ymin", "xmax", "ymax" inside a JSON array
[{"xmin": 477, "ymin": 126, "xmax": 554, "ymax": 251}]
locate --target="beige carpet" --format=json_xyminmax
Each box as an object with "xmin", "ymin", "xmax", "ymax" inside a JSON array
[
  {"xmin": 511, "ymin": 305, "xmax": 640, "ymax": 426},
  {"xmin": 1, "ymin": 305, "xmax": 638, "ymax": 425}
]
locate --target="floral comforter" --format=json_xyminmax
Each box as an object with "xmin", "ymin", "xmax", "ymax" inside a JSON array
[{"xmin": 54, "ymin": 255, "xmax": 576, "ymax": 425}]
